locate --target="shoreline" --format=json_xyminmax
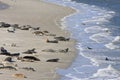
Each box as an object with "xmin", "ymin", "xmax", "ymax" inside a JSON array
[{"xmin": 0, "ymin": 0, "xmax": 77, "ymax": 80}]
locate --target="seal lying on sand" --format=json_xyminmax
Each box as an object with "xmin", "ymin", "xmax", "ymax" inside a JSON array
[
  {"xmin": 42, "ymin": 48, "xmax": 69, "ymax": 53},
  {"xmin": 0, "ymin": 66, "xmax": 17, "ymax": 71},
  {"xmin": 42, "ymin": 49, "xmax": 56, "ymax": 52},
  {"xmin": 0, "ymin": 47, "xmax": 20, "ymax": 56},
  {"xmin": 4, "ymin": 57, "xmax": 13, "ymax": 62},
  {"xmin": 45, "ymin": 33, "xmax": 56, "ymax": 36},
  {"xmin": 46, "ymin": 58, "xmax": 59, "ymax": 62},
  {"xmin": 0, "ymin": 52, "xmax": 20, "ymax": 57},
  {"xmin": 33, "ymin": 31, "xmax": 44, "ymax": 36},
  {"xmin": 10, "ymin": 53, "xmax": 20, "ymax": 57},
  {"xmin": 20, "ymin": 25, "xmax": 31, "ymax": 30},
  {"xmin": 21, "ymin": 67, "xmax": 35, "ymax": 71},
  {"xmin": 46, "ymin": 39, "xmax": 58, "ymax": 43},
  {"xmin": 54, "ymin": 36, "xmax": 70, "ymax": 41},
  {"xmin": 0, "ymin": 22, "xmax": 11, "ymax": 28},
  {"xmin": 32, "ymin": 27, "xmax": 40, "ymax": 30},
  {"xmin": 58, "ymin": 48, "xmax": 69, "ymax": 53},
  {"xmin": 23, "ymin": 48, "xmax": 36, "ymax": 54},
  {"xmin": 18, "ymin": 56, "xmax": 40, "ymax": 62}
]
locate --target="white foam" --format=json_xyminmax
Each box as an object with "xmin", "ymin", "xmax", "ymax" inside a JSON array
[
  {"xmin": 107, "ymin": 11, "xmax": 115, "ymax": 14},
  {"xmin": 73, "ymin": 65, "xmax": 98, "ymax": 74},
  {"xmin": 84, "ymin": 26, "xmax": 109, "ymax": 33},
  {"xmin": 92, "ymin": 65, "xmax": 120, "ymax": 79},
  {"xmin": 105, "ymin": 36, "xmax": 120, "ymax": 49},
  {"xmin": 105, "ymin": 43, "xmax": 120, "ymax": 49},
  {"xmin": 82, "ymin": 13, "xmax": 113, "ymax": 24},
  {"xmin": 82, "ymin": 17, "xmax": 108, "ymax": 24},
  {"xmin": 90, "ymin": 33, "xmax": 112, "ymax": 43},
  {"xmin": 65, "ymin": 73, "xmax": 80, "ymax": 80},
  {"xmin": 112, "ymin": 36, "xmax": 120, "ymax": 44}
]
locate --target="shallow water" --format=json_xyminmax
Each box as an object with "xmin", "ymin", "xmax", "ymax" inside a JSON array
[
  {"xmin": 0, "ymin": 2, "xmax": 9, "ymax": 10},
  {"xmin": 44, "ymin": 0, "xmax": 120, "ymax": 80}
]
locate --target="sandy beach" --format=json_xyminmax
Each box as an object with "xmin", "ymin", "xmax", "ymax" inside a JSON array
[{"xmin": 0, "ymin": 0, "xmax": 76, "ymax": 80}]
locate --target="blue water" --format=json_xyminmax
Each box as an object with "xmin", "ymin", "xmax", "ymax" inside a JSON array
[{"xmin": 44, "ymin": 0, "xmax": 120, "ymax": 80}]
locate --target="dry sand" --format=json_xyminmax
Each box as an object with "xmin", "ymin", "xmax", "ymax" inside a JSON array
[{"xmin": 0, "ymin": 0, "xmax": 76, "ymax": 80}]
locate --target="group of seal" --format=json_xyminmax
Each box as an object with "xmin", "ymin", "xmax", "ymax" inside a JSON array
[
  {"xmin": 42, "ymin": 48, "xmax": 69, "ymax": 53},
  {"xmin": 0, "ymin": 47, "xmax": 61, "ymax": 63},
  {"xmin": 0, "ymin": 21, "xmax": 71, "ymax": 79}
]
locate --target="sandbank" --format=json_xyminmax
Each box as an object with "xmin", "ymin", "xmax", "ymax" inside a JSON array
[{"xmin": 0, "ymin": 0, "xmax": 76, "ymax": 80}]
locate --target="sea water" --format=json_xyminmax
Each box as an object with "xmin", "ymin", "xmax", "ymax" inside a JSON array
[{"xmin": 44, "ymin": 0, "xmax": 120, "ymax": 80}]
